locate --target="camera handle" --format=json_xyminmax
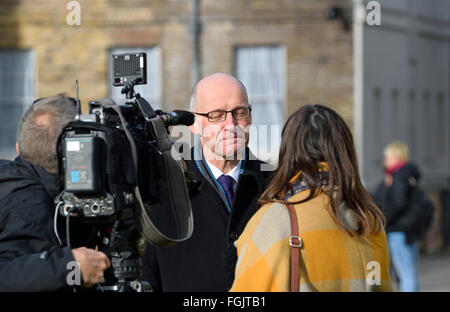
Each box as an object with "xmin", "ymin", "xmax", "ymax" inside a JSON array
[
  {"xmin": 121, "ymin": 79, "xmax": 140, "ymax": 100},
  {"xmin": 121, "ymin": 79, "xmax": 157, "ymax": 121}
]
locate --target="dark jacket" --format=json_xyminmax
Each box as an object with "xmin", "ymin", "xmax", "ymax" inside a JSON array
[
  {"xmin": 0, "ymin": 157, "xmax": 75, "ymax": 291},
  {"xmin": 141, "ymin": 145, "xmax": 273, "ymax": 292},
  {"xmin": 373, "ymin": 163, "xmax": 421, "ymax": 239}
]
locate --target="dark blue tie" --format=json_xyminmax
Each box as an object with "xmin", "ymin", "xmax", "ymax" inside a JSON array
[{"xmin": 217, "ymin": 174, "xmax": 234, "ymax": 207}]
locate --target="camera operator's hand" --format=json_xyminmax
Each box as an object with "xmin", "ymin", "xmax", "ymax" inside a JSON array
[{"xmin": 71, "ymin": 247, "xmax": 111, "ymax": 287}]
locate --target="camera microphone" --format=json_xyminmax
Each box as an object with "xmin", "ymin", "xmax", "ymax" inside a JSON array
[{"xmin": 156, "ymin": 110, "xmax": 195, "ymax": 126}]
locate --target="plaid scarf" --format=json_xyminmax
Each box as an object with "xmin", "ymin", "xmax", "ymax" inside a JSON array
[{"xmin": 284, "ymin": 171, "xmax": 329, "ymax": 200}]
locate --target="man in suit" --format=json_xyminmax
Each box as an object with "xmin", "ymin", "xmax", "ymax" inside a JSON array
[{"xmin": 141, "ymin": 73, "xmax": 273, "ymax": 291}]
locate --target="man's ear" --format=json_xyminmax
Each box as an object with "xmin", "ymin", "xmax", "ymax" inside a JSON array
[
  {"xmin": 189, "ymin": 119, "xmax": 201, "ymax": 135},
  {"xmin": 15, "ymin": 142, "xmax": 20, "ymax": 155}
]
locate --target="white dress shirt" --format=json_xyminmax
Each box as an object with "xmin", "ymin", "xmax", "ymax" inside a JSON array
[{"xmin": 205, "ymin": 159, "xmax": 242, "ymax": 193}]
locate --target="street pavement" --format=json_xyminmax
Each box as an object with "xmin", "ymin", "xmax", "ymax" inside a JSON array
[
  {"xmin": 391, "ymin": 250, "xmax": 450, "ymax": 292},
  {"xmin": 418, "ymin": 251, "xmax": 450, "ymax": 292}
]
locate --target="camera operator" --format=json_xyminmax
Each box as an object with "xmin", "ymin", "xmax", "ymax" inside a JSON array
[{"xmin": 0, "ymin": 94, "xmax": 110, "ymax": 291}]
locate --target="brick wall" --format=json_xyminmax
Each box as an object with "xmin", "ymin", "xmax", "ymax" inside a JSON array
[
  {"xmin": 0, "ymin": 0, "xmax": 353, "ymax": 124},
  {"xmin": 201, "ymin": 0, "xmax": 354, "ymax": 124}
]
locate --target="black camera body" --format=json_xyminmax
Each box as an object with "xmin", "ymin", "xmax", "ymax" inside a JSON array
[
  {"xmin": 57, "ymin": 53, "xmax": 155, "ymax": 223},
  {"xmin": 58, "ymin": 102, "xmax": 158, "ymax": 220},
  {"xmin": 58, "ymin": 117, "xmax": 136, "ymax": 222}
]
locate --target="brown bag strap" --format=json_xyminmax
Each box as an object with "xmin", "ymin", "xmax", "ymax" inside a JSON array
[{"xmin": 287, "ymin": 203, "xmax": 302, "ymax": 292}]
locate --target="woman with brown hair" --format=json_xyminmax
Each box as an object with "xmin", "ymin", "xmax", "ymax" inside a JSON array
[{"xmin": 230, "ymin": 104, "xmax": 392, "ymax": 292}]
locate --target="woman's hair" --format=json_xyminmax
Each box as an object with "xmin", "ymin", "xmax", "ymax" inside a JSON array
[
  {"xmin": 258, "ymin": 104, "xmax": 385, "ymax": 236},
  {"xmin": 384, "ymin": 141, "xmax": 410, "ymax": 162}
]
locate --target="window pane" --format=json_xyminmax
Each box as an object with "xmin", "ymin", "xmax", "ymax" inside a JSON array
[
  {"xmin": 0, "ymin": 50, "xmax": 35, "ymax": 159},
  {"xmin": 235, "ymin": 45, "xmax": 285, "ymax": 166}
]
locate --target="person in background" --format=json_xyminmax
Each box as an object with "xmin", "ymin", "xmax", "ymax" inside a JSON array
[
  {"xmin": 373, "ymin": 141, "xmax": 421, "ymax": 292},
  {"xmin": 230, "ymin": 104, "xmax": 392, "ymax": 292}
]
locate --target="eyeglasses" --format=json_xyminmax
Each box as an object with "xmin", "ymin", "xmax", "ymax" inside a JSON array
[{"xmin": 194, "ymin": 106, "xmax": 252, "ymax": 123}]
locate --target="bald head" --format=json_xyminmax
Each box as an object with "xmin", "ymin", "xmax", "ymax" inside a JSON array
[
  {"xmin": 188, "ymin": 73, "xmax": 252, "ymax": 162},
  {"xmin": 190, "ymin": 73, "xmax": 248, "ymax": 112}
]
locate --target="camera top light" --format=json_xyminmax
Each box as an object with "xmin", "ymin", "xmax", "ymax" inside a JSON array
[{"xmin": 112, "ymin": 52, "xmax": 147, "ymax": 87}]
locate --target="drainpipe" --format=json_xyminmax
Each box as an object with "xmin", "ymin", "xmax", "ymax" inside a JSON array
[{"xmin": 190, "ymin": 0, "xmax": 201, "ymax": 88}]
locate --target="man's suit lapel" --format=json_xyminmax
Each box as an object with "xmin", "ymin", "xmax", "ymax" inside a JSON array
[
  {"xmin": 228, "ymin": 156, "xmax": 270, "ymax": 236},
  {"xmin": 190, "ymin": 145, "xmax": 230, "ymax": 210}
]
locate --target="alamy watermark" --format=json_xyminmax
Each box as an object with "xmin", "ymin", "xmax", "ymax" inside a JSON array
[
  {"xmin": 169, "ymin": 123, "xmax": 280, "ymax": 171},
  {"xmin": 66, "ymin": 261, "xmax": 81, "ymax": 286},
  {"xmin": 366, "ymin": 1, "xmax": 381, "ymax": 26},
  {"xmin": 366, "ymin": 260, "xmax": 381, "ymax": 286},
  {"xmin": 65, "ymin": 259, "xmax": 382, "ymax": 287},
  {"xmin": 66, "ymin": 1, "xmax": 81, "ymax": 26},
  {"xmin": 66, "ymin": 1, "xmax": 381, "ymax": 27}
]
